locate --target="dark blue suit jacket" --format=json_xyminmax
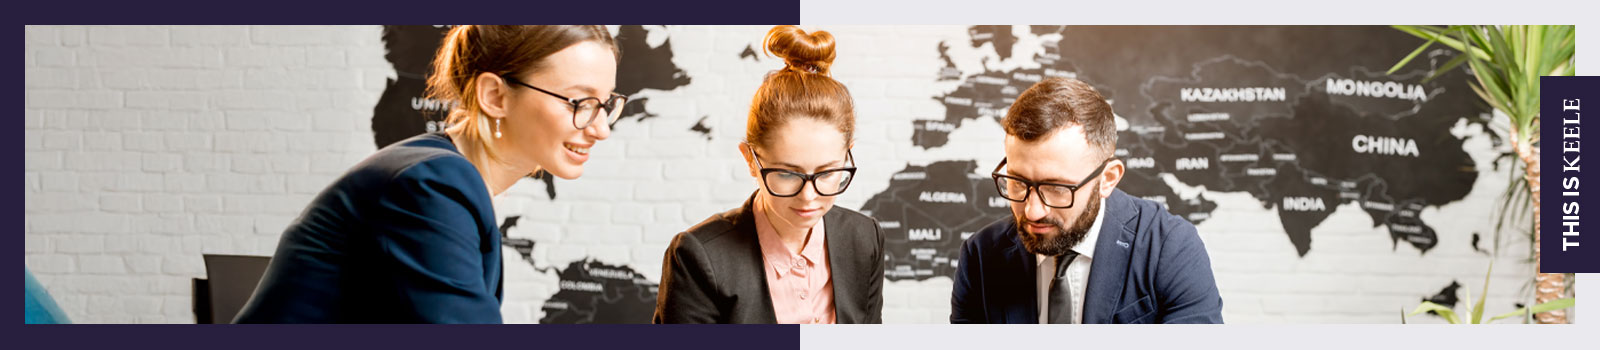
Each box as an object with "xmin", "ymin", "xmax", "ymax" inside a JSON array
[
  {"xmin": 951, "ymin": 189, "xmax": 1223, "ymax": 324},
  {"xmin": 235, "ymin": 132, "xmax": 503, "ymax": 323}
]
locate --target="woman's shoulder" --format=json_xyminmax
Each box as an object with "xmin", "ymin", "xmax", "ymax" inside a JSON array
[
  {"xmin": 373, "ymin": 132, "xmax": 467, "ymax": 168},
  {"xmin": 675, "ymin": 206, "xmax": 748, "ymax": 246},
  {"xmin": 824, "ymin": 206, "xmax": 884, "ymax": 250},
  {"xmin": 321, "ymin": 132, "xmax": 486, "ymax": 206},
  {"xmin": 824, "ymin": 205, "xmax": 879, "ymax": 231},
  {"xmin": 350, "ymin": 133, "xmax": 477, "ymax": 182}
]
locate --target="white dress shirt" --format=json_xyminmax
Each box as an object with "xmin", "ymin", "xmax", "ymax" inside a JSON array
[{"xmin": 1036, "ymin": 197, "xmax": 1105, "ymax": 324}]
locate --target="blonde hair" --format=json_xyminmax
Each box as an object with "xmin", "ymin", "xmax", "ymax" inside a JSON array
[{"xmin": 426, "ymin": 25, "xmax": 618, "ymax": 177}]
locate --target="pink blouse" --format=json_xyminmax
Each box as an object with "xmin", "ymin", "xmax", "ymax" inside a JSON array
[{"xmin": 752, "ymin": 201, "xmax": 837, "ymax": 324}]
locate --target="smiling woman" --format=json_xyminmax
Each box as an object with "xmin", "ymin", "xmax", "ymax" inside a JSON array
[
  {"xmin": 233, "ymin": 25, "xmax": 623, "ymax": 324},
  {"xmin": 428, "ymin": 25, "xmax": 623, "ymax": 193},
  {"xmin": 653, "ymin": 25, "xmax": 885, "ymax": 324}
]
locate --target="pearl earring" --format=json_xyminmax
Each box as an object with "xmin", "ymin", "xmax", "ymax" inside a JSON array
[{"xmin": 495, "ymin": 118, "xmax": 503, "ymax": 139}]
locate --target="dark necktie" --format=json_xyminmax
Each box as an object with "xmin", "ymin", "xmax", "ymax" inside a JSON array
[{"xmin": 1047, "ymin": 250, "xmax": 1080, "ymax": 324}]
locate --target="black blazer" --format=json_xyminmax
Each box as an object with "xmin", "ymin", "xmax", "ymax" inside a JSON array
[
  {"xmin": 654, "ymin": 193, "xmax": 885, "ymax": 323},
  {"xmin": 235, "ymin": 132, "xmax": 503, "ymax": 323},
  {"xmin": 950, "ymin": 189, "xmax": 1223, "ymax": 324}
]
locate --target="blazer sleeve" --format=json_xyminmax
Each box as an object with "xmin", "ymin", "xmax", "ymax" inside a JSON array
[
  {"xmin": 1153, "ymin": 219, "xmax": 1224, "ymax": 324},
  {"xmin": 949, "ymin": 237, "xmax": 983, "ymax": 324},
  {"xmin": 369, "ymin": 158, "xmax": 502, "ymax": 324},
  {"xmin": 654, "ymin": 232, "xmax": 721, "ymax": 323},
  {"xmin": 864, "ymin": 218, "xmax": 886, "ymax": 323}
]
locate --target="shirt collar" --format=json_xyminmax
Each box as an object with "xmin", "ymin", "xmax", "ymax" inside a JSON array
[{"xmin": 752, "ymin": 195, "xmax": 827, "ymax": 277}]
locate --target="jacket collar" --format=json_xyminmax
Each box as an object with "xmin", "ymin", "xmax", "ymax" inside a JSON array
[
  {"xmin": 1082, "ymin": 189, "xmax": 1138, "ymax": 323},
  {"xmin": 733, "ymin": 191, "xmax": 865, "ymax": 323},
  {"xmin": 1004, "ymin": 189, "xmax": 1139, "ymax": 323}
]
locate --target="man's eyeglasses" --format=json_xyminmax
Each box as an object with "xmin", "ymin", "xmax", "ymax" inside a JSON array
[
  {"xmin": 991, "ymin": 157, "xmax": 1113, "ymax": 209},
  {"xmin": 503, "ymin": 75, "xmax": 629, "ymax": 130},
  {"xmin": 749, "ymin": 147, "xmax": 857, "ymax": 198}
]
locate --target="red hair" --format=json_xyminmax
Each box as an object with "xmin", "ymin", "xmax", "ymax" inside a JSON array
[{"xmin": 745, "ymin": 26, "xmax": 855, "ymax": 150}]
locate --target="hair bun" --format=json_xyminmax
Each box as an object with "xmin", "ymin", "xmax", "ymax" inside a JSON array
[{"xmin": 764, "ymin": 25, "xmax": 836, "ymax": 75}]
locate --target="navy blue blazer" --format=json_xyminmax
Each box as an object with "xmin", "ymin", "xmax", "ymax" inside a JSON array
[
  {"xmin": 235, "ymin": 132, "xmax": 503, "ymax": 323},
  {"xmin": 951, "ymin": 189, "xmax": 1223, "ymax": 324}
]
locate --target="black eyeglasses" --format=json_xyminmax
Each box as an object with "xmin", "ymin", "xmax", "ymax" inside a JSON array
[
  {"xmin": 502, "ymin": 75, "xmax": 629, "ymax": 129},
  {"xmin": 749, "ymin": 146, "xmax": 857, "ymax": 198},
  {"xmin": 991, "ymin": 157, "xmax": 1113, "ymax": 209}
]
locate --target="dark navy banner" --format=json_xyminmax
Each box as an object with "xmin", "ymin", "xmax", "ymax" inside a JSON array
[
  {"xmin": 16, "ymin": 0, "xmax": 801, "ymax": 24},
  {"xmin": 19, "ymin": 325, "xmax": 799, "ymax": 350},
  {"xmin": 1542, "ymin": 75, "xmax": 1597, "ymax": 273}
]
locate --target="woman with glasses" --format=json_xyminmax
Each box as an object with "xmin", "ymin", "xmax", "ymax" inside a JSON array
[
  {"xmin": 653, "ymin": 26, "xmax": 884, "ymax": 324},
  {"xmin": 236, "ymin": 25, "xmax": 626, "ymax": 323}
]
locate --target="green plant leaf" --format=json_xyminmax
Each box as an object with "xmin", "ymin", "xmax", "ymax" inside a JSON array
[
  {"xmin": 1520, "ymin": 26, "xmax": 1543, "ymax": 115},
  {"xmin": 1389, "ymin": 33, "xmax": 1437, "ymax": 75},
  {"xmin": 1485, "ymin": 26, "xmax": 1518, "ymax": 71},
  {"xmin": 1528, "ymin": 297, "xmax": 1576, "ymax": 314},
  {"xmin": 1461, "ymin": 281, "xmax": 1475, "ymax": 323},
  {"xmin": 1489, "ymin": 298, "xmax": 1575, "ymax": 322},
  {"xmin": 1465, "ymin": 80, "xmax": 1508, "ymax": 120},
  {"xmin": 1548, "ymin": 46, "xmax": 1576, "ymax": 75},
  {"xmin": 1392, "ymin": 25, "xmax": 1442, "ymax": 42},
  {"xmin": 1408, "ymin": 301, "xmax": 1462, "ymax": 324},
  {"xmin": 1471, "ymin": 260, "xmax": 1493, "ymax": 324},
  {"xmin": 1554, "ymin": 61, "xmax": 1575, "ymax": 77},
  {"xmin": 1494, "ymin": 160, "xmax": 1530, "ymax": 238},
  {"xmin": 1489, "ymin": 307, "xmax": 1528, "ymax": 323},
  {"xmin": 1395, "ymin": 25, "xmax": 1489, "ymax": 61},
  {"xmin": 1467, "ymin": 58, "xmax": 1513, "ymax": 115},
  {"xmin": 1536, "ymin": 26, "xmax": 1571, "ymax": 75},
  {"xmin": 1462, "ymin": 25, "xmax": 1491, "ymax": 57},
  {"xmin": 1423, "ymin": 52, "xmax": 1470, "ymax": 83}
]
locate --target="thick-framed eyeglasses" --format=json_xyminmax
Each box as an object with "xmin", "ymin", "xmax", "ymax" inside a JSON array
[
  {"xmin": 749, "ymin": 146, "xmax": 857, "ymax": 198},
  {"xmin": 502, "ymin": 75, "xmax": 629, "ymax": 130},
  {"xmin": 991, "ymin": 157, "xmax": 1113, "ymax": 209}
]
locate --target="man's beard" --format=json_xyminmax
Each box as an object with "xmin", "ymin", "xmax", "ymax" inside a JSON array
[{"xmin": 1016, "ymin": 192, "xmax": 1101, "ymax": 256}]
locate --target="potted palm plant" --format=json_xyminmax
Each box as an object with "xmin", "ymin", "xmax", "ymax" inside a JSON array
[{"xmin": 1389, "ymin": 25, "xmax": 1575, "ymax": 324}]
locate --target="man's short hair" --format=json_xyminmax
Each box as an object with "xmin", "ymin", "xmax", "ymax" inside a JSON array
[{"xmin": 1001, "ymin": 77, "xmax": 1117, "ymax": 158}]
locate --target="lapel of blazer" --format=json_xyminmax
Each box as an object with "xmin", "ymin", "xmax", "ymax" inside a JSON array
[
  {"xmin": 731, "ymin": 192, "xmax": 779, "ymax": 323},
  {"xmin": 1003, "ymin": 223, "xmax": 1039, "ymax": 323},
  {"xmin": 823, "ymin": 206, "xmax": 861, "ymax": 323},
  {"xmin": 1082, "ymin": 190, "xmax": 1137, "ymax": 324}
]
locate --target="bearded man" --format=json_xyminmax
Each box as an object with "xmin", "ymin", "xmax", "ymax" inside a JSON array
[{"xmin": 950, "ymin": 77, "xmax": 1223, "ymax": 324}]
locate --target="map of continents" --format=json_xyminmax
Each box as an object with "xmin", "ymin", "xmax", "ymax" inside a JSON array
[{"xmin": 869, "ymin": 26, "xmax": 1484, "ymax": 282}]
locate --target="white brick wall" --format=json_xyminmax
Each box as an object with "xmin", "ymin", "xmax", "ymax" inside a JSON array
[
  {"xmin": 25, "ymin": 25, "xmax": 1547, "ymax": 324},
  {"xmin": 25, "ymin": 25, "xmax": 384, "ymax": 323}
]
